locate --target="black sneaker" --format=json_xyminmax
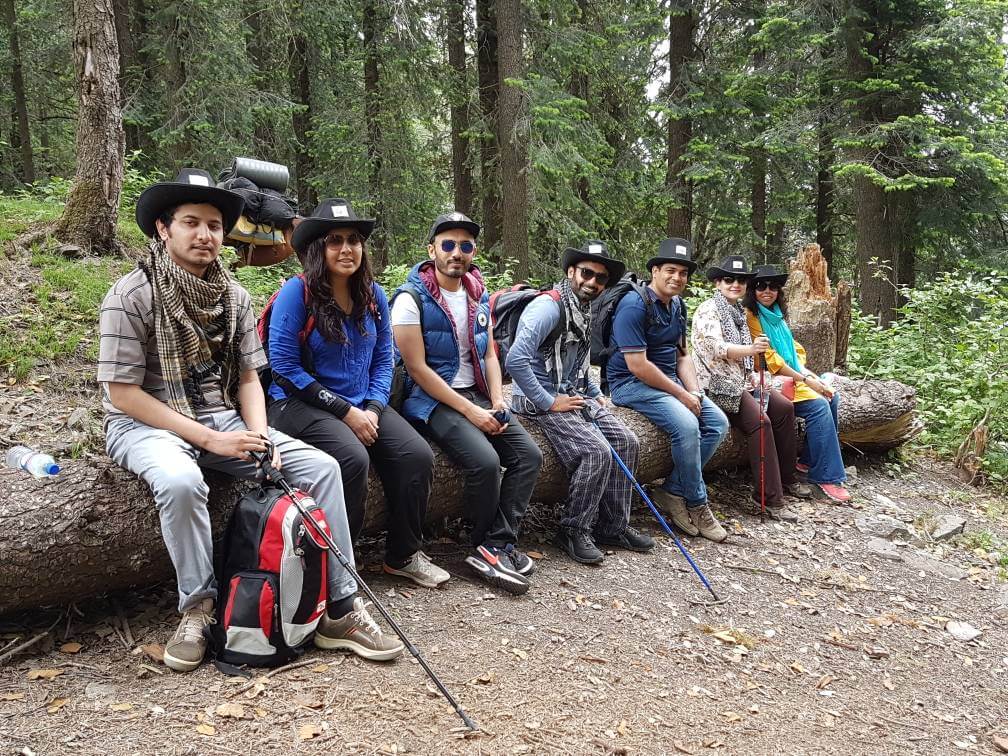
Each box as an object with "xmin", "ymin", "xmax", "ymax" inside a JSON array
[
  {"xmin": 553, "ymin": 528, "xmax": 604, "ymax": 565},
  {"xmin": 464, "ymin": 544, "xmax": 530, "ymax": 595},
  {"xmin": 504, "ymin": 543, "xmax": 536, "ymax": 577},
  {"xmin": 594, "ymin": 525, "xmax": 655, "ymax": 553}
]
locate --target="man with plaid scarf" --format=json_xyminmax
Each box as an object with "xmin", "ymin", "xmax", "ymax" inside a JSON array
[
  {"xmin": 98, "ymin": 169, "xmax": 403, "ymax": 672},
  {"xmin": 506, "ymin": 240, "xmax": 655, "ymax": 565}
]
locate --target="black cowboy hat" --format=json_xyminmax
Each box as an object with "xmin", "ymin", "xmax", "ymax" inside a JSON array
[
  {"xmin": 560, "ymin": 239, "xmax": 626, "ymax": 284},
  {"xmin": 135, "ymin": 168, "xmax": 245, "ymax": 238},
  {"xmin": 705, "ymin": 255, "xmax": 753, "ymax": 282},
  {"xmin": 750, "ymin": 264, "xmax": 789, "ymax": 287},
  {"xmin": 291, "ymin": 198, "xmax": 376, "ymax": 254},
  {"xmin": 428, "ymin": 211, "xmax": 481, "ymax": 242},
  {"xmin": 647, "ymin": 237, "xmax": 697, "ymax": 275}
]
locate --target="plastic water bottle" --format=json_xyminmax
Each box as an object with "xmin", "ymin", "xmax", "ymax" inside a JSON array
[{"xmin": 5, "ymin": 445, "xmax": 60, "ymax": 478}]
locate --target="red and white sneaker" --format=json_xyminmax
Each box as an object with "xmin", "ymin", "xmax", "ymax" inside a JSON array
[
  {"xmin": 796, "ymin": 462, "xmax": 810, "ymax": 474},
  {"xmin": 818, "ymin": 483, "xmax": 851, "ymax": 503}
]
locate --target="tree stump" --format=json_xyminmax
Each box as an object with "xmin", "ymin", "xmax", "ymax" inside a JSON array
[
  {"xmin": 0, "ymin": 377, "xmax": 918, "ymax": 617},
  {"xmin": 786, "ymin": 243, "xmax": 848, "ymax": 375}
]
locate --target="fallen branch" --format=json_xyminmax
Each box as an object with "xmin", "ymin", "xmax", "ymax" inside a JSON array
[{"xmin": 227, "ymin": 658, "xmax": 318, "ymax": 698}]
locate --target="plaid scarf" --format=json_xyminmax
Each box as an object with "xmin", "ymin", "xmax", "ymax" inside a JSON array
[
  {"xmin": 140, "ymin": 239, "xmax": 240, "ymax": 418},
  {"xmin": 547, "ymin": 278, "xmax": 592, "ymax": 392}
]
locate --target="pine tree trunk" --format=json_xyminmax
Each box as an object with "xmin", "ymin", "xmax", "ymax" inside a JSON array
[
  {"xmin": 666, "ymin": 2, "xmax": 694, "ymax": 239},
  {"xmin": 53, "ymin": 0, "xmax": 125, "ymax": 254},
  {"xmin": 496, "ymin": 0, "xmax": 528, "ymax": 279},
  {"xmin": 363, "ymin": 0, "xmax": 387, "ymax": 270},
  {"xmin": 111, "ymin": 0, "xmax": 137, "ymax": 153},
  {"xmin": 288, "ymin": 30, "xmax": 316, "ymax": 212},
  {"xmin": 447, "ymin": 0, "xmax": 474, "ymax": 215},
  {"xmin": 3, "ymin": 0, "xmax": 34, "ymax": 184},
  {"xmin": 476, "ymin": 0, "xmax": 502, "ymax": 254},
  {"xmin": 854, "ymin": 177, "xmax": 903, "ymax": 327},
  {"xmin": 815, "ymin": 80, "xmax": 835, "ymax": 270}
]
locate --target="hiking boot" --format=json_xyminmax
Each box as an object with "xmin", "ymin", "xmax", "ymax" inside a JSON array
[
  {"xmin": 817, "ymin": 483, "xmax": 851, "ymax": 503},
  {"xmin": 504, "ymin": 543, "xmax": 536, "ymax": 577},
  {"xmin": 651, "ymin": 488, "xmax": 699, "ymax": 537},
  {"xmin": 766, "ymin": 503, "xmax": 800, "ymax": 522},
  {"xmin": 786, "ymin": 481, "xmax": 814, "ymax": 498},
  {"xmin": 383, "ymin": 551, "xmax": 450, "ymax": 589},
  {"xmin": 594, "ymin": 525, "xmax": 655, "ymax": 553},
  {"xmin": 465, "ymin": 544, "xmax": 530, "ymax": 595},
  {"xmin": 686, "ymin": 504, "xmax": 727, "ymax": 543},
  {"xmin": 164, "ymin": 599, "xmax": 215, "ymax": 673},
  {"xmin": 314, "ymin": 597, "xmax": 404, "ymax": 661},
  {"xmin": 553, "ymin": 528, "xmax": 604, "ymax": 565}
]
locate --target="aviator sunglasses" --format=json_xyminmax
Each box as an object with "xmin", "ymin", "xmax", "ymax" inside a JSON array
[
  {"xmin": 575, "ymin": 266, "xmax": 610, "ymax": 286},
  {"xmin": 754, "ymin": 281, "xmax": 781, "ymax": 292},
  {"xmin": 439, "ymin": 239, "xmax": 475, "ymax": 254}
]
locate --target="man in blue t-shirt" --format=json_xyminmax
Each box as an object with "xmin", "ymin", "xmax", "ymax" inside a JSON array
[{"xmin": 608, "ymin": 238, "xmax": 730, "ymax": 542}]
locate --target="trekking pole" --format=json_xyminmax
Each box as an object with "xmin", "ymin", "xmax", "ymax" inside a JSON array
[
  {"xmin": 758, "ymin": 354, "xmax": 766, "ymax": 524},
  {"xmin": 578, "ymin": 405, "xmax": 722, "ymax": 604},
  {"xmin": 249, "ymin": 448, "xmax": 478, "ymax": 731}
]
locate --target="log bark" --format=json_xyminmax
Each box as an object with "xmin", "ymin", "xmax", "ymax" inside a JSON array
[{"xmin": 0, "ymin": 377, "xmax": 917, "ymax": 617}]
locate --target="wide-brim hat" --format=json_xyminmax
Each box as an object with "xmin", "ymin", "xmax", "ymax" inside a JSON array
[
  {"xmin": 646, "ymin": 237, "xmax": 697, "ymax": 275},
  {"xmin": 560, "ymin": 239, "xmax": 626, "ymax": 284},
  {"xmin": 135, "ymin": 168, "xmax": 245, "ymax": 238},
  {"xmin": 428, "ymin": 211, "xmax": 481, "ymax": 242},
  {"xmin": 291, "ymin": 197, "xmax": 376, "ymax": 254},
  {"xmin": 751, "ymin": 264, "xmax": 789, "ymax": 287},
  {"xmin": 706, "ymin": 255, "xmax": 753, "ymax": 282}
]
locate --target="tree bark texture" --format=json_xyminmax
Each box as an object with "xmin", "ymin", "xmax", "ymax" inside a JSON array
[
  {"xmin": 496, "ymin": 0, "xmax": 528, "ymax": 279},
  {"xmin": 854, "ymin": 176, "xmax": 906, "ymax": 328},
  {"xmin": 834, "ymin": 280, "xmax": 852, "ymax": 371},
  {"xmin": 815, "ymin": 79, "xmax": 835, "ymax": 270},
  {"xmin": 288, "ymin": 30, "xmax": 316, "ymax": 212},
  {"xmin": 447, "ymin": 0, "xmax": 474, "ymax": 215},
  {"xmin": 53, "ymin": 0, "xmax": 125, "ymax": 254},
  {"xmin": 785, "ymin": 243, "xmax": 840, "ymax": 375},
  {"xmin": 666, "ymin": 2, "xmax": 694, "ymax": 239},
  {"xmin": 362, "ymin": 0, "xmax": 388, "ymax": 271},
  {"xmin": 3, "ymin": 0, "xmax": 35, "ymax": 184},
  {"xmin": 476, "ymin": 0, "xmax": 502, "ymax": 253},
  {"xmin": 0, "ymin": 377, "xmax": 917, "ymax": 616}
]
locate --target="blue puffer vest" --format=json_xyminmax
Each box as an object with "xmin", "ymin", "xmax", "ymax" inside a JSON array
[{"xmin": 395, "ymin": 261, "xmax": 491, "ymax": 422}]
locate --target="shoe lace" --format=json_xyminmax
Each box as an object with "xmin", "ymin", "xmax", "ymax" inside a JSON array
[
  {"xmin": 504, "ymin": 543, "xmax": 525, "ymax": 563},
  {"xmin": 697, "ymin": 506, "xmax": 717, "ymax": 528},
  {"xmin": 177, "ymin": 608, "xmax": 213, "ymax": 643},
  {"xmin": 351, "ymin": 603, "xmax": 383, "ymax": 637}
]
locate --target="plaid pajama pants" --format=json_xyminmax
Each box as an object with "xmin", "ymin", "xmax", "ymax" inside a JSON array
[{"xmin": 514, "ymin": 397, "xmax": 638, "ymax": 535}]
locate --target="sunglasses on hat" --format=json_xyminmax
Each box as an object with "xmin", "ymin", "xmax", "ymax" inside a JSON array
[
  {"xmin": 439, "ymin": 239, "xmax": 475, "ymax": 254},
  {"xmin": 755, "ymin": 281, "xmax": 781, "ymax": 292},
  {"xmin": 576, "ymin": 266, "xmax": 610, "ymax": 286}
]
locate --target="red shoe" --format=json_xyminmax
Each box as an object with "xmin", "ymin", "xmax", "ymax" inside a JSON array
[
  {"xmin": 796, "ymin": 462, "xmax": 810, "ymax": 474},
  {"xmin": 818, "ymin": 483, "xmax": 850, "ymax": 503}
]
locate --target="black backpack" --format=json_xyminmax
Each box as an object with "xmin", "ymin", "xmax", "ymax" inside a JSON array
[
  {"xmin": 489, "ymin": 284, "xmax": 564, "ymax": 379},
  {"xmin": 589, "ymin": 273, "xmax": 654, "ymax": 391},
  {"xmin": 388, "ymin": 286, "xmax": 423, "ymax": 411}
]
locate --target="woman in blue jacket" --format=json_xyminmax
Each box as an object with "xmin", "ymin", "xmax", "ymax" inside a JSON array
[{"xmin": 266, "ymin": 198, "xmax": 446, "ymax": 591}]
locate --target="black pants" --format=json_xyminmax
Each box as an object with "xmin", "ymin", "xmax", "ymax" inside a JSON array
[
  {"xmin": 268, "ymin": 397, "xmax": 434, "ymax": 565},
  {"xmin": 425, "ymin": 389, "xmax": 543, "ymax": 548},
  {"xmin": 725, "ymin": 389, "xmax": 797, "ymax": 508}
]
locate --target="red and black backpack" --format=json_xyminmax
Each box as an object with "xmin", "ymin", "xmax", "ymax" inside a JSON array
[{"xmin": 256, "ymin": 274, "xmax": 317, "ymax": 395}]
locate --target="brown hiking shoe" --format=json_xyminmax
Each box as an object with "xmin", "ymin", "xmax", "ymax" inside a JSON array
[
  {"xmin": 687, "ymin": 504, "xmax": 727, "ymax": 543},
  {"xmin": 314, "ymin": 598, "xmax": 404, "ymax": 661},
  {"xmin": 164, "ymin": 599, "xmax": 214, "ymax": 673},
  {"xmin": 652, "ymin": 488, "xmax": 699, "ymax": 536}
]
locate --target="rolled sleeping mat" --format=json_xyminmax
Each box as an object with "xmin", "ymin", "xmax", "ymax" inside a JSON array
[{"xmin": 225, "ymin": 157, "xmax": 290, "ymax": 192}]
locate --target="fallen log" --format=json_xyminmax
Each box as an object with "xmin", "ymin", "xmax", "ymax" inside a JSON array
[{"xmin": 0, "ymin": 376, "xmax": 918, "ymax": 616}]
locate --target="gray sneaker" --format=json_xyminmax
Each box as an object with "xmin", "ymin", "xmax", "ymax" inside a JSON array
[
  {"xmin": 652, "ymin": 488, "xmax": 699, "ymax": 536},
  {"xmin": 383, "ymin": 551, "xmax": 450, "ymax": 589},
  {"xmin": 314, "ymin": 598, "xmax": 404, "ymax": 661},
  {"xmin": 687, "ymin": 504, "xmax": 727, "ymax": 543},
  {"xmin": 164, "ymin": 599, "xmax": 214, "ymax": 673},
  {"xmin": 786, "ymin": 482, "xmax": 814, "ymax": 499},
  {"xmin": 766, "ymin": 503, "xmax": 800, "ymax": 522}
]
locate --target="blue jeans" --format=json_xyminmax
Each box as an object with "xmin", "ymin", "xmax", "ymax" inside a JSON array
[
  {"xmin": 611, "ymin": 378, "xmax": 730, "ymax": 507},
  {"xmin": 794, "ymin": 391, "xmax": 845, "ymax": 484}
]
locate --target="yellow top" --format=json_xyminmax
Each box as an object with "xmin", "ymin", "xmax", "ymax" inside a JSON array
[{"xmin": 745, "ymin": 310, "xmax": 819, "ymax": 403}]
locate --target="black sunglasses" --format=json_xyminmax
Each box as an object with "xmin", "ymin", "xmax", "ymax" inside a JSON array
[
  {"xmin": 439, "ymin": 239, "xmax": 475, "ymax": 254},
  {"xmin": 755, "ymin": 281, "xmax": 781, "ymax": 292},
  {"xmin": 325, "ymin": 231, "xmax": 364, "ymax": 248},
  {"xmin": 576, "ymin": 266, "xmax": 610, "ymax": 286},
  {"xmin": 719, "ymin": 275, "xmax": 749, "ymax": 285}
]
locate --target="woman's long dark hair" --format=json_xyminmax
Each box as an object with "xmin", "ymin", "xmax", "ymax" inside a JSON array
[
  {"xmin": 742, "ymin": 283, "xmax": 789, "ymax": 320},
  {"xmin": 301, "ymin": 234, "xmax": 377, "ymax": 344}
]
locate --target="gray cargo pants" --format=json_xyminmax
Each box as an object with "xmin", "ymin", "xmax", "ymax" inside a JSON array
[{"xmin": 105, "ymin": 409, "xmax": 357, "ymax": 612}]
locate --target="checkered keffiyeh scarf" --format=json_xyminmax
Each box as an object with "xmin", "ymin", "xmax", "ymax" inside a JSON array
[
  {"xmin": 547, "ymin": 278, "xmax": 592, "ymax": 391},
  {"xmin": 140, "ymin": 239, "xmax": 240, "ymax": 418}
]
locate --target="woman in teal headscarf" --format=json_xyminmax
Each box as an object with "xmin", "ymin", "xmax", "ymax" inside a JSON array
[{"xmin": 743, "ymin": 265, "xmax": 850, "ymax": 503}]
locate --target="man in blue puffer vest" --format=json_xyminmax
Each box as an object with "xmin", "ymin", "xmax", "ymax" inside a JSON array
[{"xmin": 391, "ymin": 212, "xmax": 543, "ymax": 595}]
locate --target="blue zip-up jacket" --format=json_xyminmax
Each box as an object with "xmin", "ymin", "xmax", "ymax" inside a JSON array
[
  {"xmin": 268, "ymin": 275, "xmax": 393, "ymax": 408},
  {"xmin": 394, "ymin": 260, "xmax": 490, "ymax": 422}
]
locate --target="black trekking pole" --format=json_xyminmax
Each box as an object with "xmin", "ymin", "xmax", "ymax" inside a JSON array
[
  {"xmin": 578, "ymin": 404, "xmax": 723, "ymax": 604},
  {"xmin": 249, "ymin": 448, "xmax": 478, "ymax": 731}
]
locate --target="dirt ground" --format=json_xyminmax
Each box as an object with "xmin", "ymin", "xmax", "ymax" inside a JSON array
[{"xmin": 1, "ymin": 456, "xmax": 1007, "ymax": 756}]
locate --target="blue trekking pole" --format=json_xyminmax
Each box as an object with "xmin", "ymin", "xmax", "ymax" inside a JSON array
[{"xmin": 579, "ymin": 404, "xmax": 723, "ymax": 604}]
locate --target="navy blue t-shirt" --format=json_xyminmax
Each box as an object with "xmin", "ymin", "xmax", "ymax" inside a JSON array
[{"xmin": 606, "ymin": 287, "xmax": 686, "ymax": 394}]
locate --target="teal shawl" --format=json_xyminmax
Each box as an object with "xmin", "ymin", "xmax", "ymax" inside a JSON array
[{"xmin": 756, "ymin": 302, "xmax": 802, "ymax": 372}]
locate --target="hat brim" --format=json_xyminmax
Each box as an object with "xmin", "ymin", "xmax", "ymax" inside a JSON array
[
  {"xmin": 706, "ymin": 266, "xmax": 753, "ymax": 282},
  {"xmin": 291, "ymin": 217, "xmax": 376, "ymax": 253},
  {"xmin": 646, "ymin": 256, "xmax": 697, "ymax": 275},
  {"xmin": 135, "ymin": 183, "xmax": 245, "ymax": 238},
  {"xmin": 429, "ymin": 220, "xmax": 481, "ymax": 242},
  {"xmin": 561, "ymin": 248, "xmax": 626, "ymax": 284}
]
